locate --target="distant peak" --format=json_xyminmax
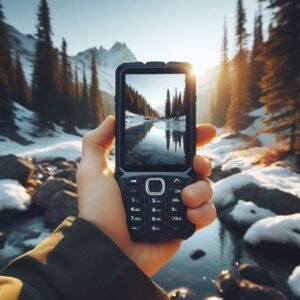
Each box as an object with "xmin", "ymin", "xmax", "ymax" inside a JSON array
[{"xmin": 110, "ymin": 42, "xmax": 127, "ymax": 51}]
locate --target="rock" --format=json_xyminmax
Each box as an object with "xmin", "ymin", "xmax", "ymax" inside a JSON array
[
  {"xmin": 190, "ymin": 249, "xmax": 206, "ymax": 260},
  {"xmin": 45, "ymin": 190, "xmax": 78, "ymax": 228},
  {"xmin": 0, "ymin": 232, "xmax": 6, "ymax": 248},
  {"xmin": 234, "ymin": 183, "xmax": 300, "ymax": 215},
  {"xmin": 215, "ymin": 272, "xmax": 240, "ymax": 298},
  {"xmin": 32, "ymin": 178, "xmax": 77, "ymax": 209},
  {"xmin": 239, "ymin": 279, "xmax": 288, "ymax": 300},
  {"xmin": 168, "ymin": 288, "xmax": 195, "ymax": 299},
  {"xmin": 0, "ymin": 155, "xmax": 35, "ymax": 185},
  {"xmin": 218, "ymin": 201, "xmax": 275, "ymax": 232},
  {"xmin": 238, "ymin": 264, "xmax": 274, "ymax": 287},
  {"xmin": 209, "ymin": 166, "xmax": 241, "ymax": 183},
  {"xmin": 53, "ymin": 168, "xmax": 76, "ymax": 182}
]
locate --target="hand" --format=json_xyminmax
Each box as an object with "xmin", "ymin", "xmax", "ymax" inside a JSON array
[{"xmin": 77, "ymin": 116, "xmax": 217, "ymax": 276}]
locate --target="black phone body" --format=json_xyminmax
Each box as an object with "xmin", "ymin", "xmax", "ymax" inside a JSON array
[{"xmin": 115, "ymin": 61, "xmax": 196, "ymax": 241}]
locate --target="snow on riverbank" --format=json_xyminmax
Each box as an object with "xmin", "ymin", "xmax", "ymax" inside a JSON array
[
  {"xmin": 288, "ymin": 266, "xmax": 300, "ymax": 298},
  {"xmin": 0, "ymin": 179, "xmax": 31, "ymax": 211},
  {"xmin": 230, "ymin": 200, "xmax": 276, "ymax": 226},
  {"xmin": 244, "ymin": 213, "xmax": 300, "ymax": 249}
]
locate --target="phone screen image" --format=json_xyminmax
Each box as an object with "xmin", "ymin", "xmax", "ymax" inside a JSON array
[{"xmin": 124, "ymin": 74, "xmax": 187, "ymax": 169}]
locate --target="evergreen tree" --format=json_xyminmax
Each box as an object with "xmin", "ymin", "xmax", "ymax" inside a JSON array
[
  {"xmin": 215, "ymin": 21, "xmax": 231, "ymax": 127},
  {"xmin": 32, "ymin": 0, "xmax": 61, "ymax": 128},
  {"xmin": 226, "ymin": 0, "xmax": 251, "ymax": 132},
  {"xmin": 165, "ymin": 88, "xmax": 171, "ymax": 118},
  {"xmin": 60, "ymin": 38, "xmax": 75, "ymax": 129},
  {"xmin": 0, "ymin": 2, "xmax": 16, "ymax": 133},
  {"xmin": 89, "ymin": 50, "xmax": 105, "ymax": 128},
  {"xmin": 74, "ymin": 66, "xmax": 80, "ymax": 126},
  {"xmin": 178, "ymin": 92, "xmax": 183, "ymax": 116},
  {"xmin": 249, "ymin": 8, "xmax": 264, "ymax": 108},
  {"xmin": 259, "ymin": 0, "xmax": 300, "ymax": 156},
  {"xmin": 14, "ymin": 52, "xmax": 31, "ymax": 108},
  {"xmin": 78, "ymin": 66, "xmax": 90, "ymax": 128}
]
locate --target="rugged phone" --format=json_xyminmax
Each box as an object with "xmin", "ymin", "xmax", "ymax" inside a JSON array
[{"xmin": 115, "ymin": 61, "xmax": 196, "ymax": 241}]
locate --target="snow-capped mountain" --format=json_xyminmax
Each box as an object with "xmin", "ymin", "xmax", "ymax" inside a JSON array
[{"xmin": 8, "ymin": 25, "xmax": 137, "ymax": 96}]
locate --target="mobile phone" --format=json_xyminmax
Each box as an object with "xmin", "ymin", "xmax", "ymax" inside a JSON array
[{"xmin": 115, "ymin": 61, "xmax": 196, "ymax": 241}]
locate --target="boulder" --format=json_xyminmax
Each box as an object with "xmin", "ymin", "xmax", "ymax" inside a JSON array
[
  {"xmin": 32, "ymin": 178, "xmax": 77, "ymax": 209},
  {"xmin": 190, "ymin": 249, "xmax": 206, "ymax": 260},
  {"xmin": 239, "ymin": 279, "xmax": 288, "ymax": 300},
  {"xmin": 210, "ymin": 166, "xmax": 241, "ymax": 183},
  {"xmin": 0, "ymin": 155, "xmax": 35, "ymax": 185},
  {"xmin": 168, "ymin": 288, "xmax": 195, "ymax": 300},
  {"xmin": 45, "ymin": 190, "xmax": 78, "ymax": 228},
  {"xmin": 238, "ymin": 264, "xmax": 274, "ymax": 287},
  {"xmin": 234, "ymin": 183, "xmax": 300, "ymax": 215},
  {"xmin": 215, "ymin": 272, "xmax": 240, "ymax": 299},
  {"xmin": 53, "ymin": 168, "xmax": 76, "ymax": 183}
]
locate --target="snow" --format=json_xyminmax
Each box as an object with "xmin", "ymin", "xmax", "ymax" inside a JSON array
[
  {"xmin": 212, "ymin": 174, "xmax": 256, "ymax": 208},
  {"xmin": 0, "ymin": 103, "xmax": 89, "ymax": 162},
  {"xmin": 0, "ymin": 179, "xmax": 31, "ymax": 211},
  {"xmin": 230, "ymin": 200, "xmax": 276, "ymax": 226},
  {"xmin": 288, "ymin": 266, "xmax": 300, "ymax": 298},
  {"xmin": 244, "ymin": 213, "xmax": 300, "ymax": 248}
]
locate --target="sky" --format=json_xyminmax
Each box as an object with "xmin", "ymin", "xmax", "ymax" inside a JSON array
[
  {"xmin": 126, "ymin": 74, "xmax": 185, "ymax": 110},
  {"xmin": 2, "ymin": 0, "xmax": 271, "ymax": 74}
]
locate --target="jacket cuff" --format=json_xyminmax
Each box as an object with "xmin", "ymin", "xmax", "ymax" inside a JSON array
[{"xmin": 57, "ymin": 217, "xmax": 169, "ymax": 300}]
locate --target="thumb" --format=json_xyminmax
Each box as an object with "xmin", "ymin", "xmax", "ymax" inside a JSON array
[{"xmin": 80, "ymin": 115, "xmax": 115, "ymax": 170}]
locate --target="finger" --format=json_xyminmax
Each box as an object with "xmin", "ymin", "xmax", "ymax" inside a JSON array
[
  {"xmin": 81, "ymin": 115, "xmax": 115, "ymax": 170},
  {"xmin": 182, "ymin": 180, "xmax": 213, "ymax": 208},
  {"xmin": 193, "ymin": 154, "xmax": 212, "ymax": 178},
  {"xmin": 187, "ymin": 202, "xmax": 217, "ymax": 229},
  {"xmin": 196, "ymin": 124, "xmax": 216, "ymax": 147}
]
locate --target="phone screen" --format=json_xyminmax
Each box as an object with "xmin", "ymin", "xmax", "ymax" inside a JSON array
[{"xmin": 123, "ymin": 73, "xmax": 188, "ymax": 171}]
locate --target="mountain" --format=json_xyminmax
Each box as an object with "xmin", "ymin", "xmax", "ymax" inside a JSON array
[
  {"xmin": 8, "ymin": 24, "xmax": 137, "ymax": 116},
  {"xmin": 8, "ymin": 24, "xmax": 218, "ymax": 122}
]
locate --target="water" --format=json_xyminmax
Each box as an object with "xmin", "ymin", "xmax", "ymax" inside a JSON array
[
  {"xmin": 153, "ymin": 219, "xmax": 300, "ymax": 299},
  {"xmin": 125, "ymin": 119, "xmax": 186, "ymax": 165}
]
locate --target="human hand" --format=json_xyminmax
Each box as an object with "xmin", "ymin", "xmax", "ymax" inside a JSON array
[{"xmin": 77, "ymin": 116, "xmax": 217, "ymax": 276}]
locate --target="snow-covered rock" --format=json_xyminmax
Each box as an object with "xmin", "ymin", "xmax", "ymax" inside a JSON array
[
  {"xmin": 244, "ymin": 214, "xmax": 300, "ymax": 250},
  {"xmin": 212, "ymin": 174, "xmax": 256, "ymax": 208},
  {"xmin": 230, "ymin": 200, "xmax": 276, "ymax": 226},
  {"xmin": 0, "ymin": 179, "xmax": 31, "ymax": 211},
  {"xmin": 288, "ymin": 266, "xmax": 300, "ymax": 298}
]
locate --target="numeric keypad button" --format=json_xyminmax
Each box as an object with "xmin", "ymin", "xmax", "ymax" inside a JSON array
[
  {"xmin": 146, "ymin": 206, "xmax": 165, "ymax": 214},
  {"xmin": 167, "ymin": 196, "xmax": 181, "ymax": 204},
  {"xmin": 168, "ymin": 206, "xmax": 182, "ymax": 214},
  {"xmin": 128, "ymin": 205, "xmax": 143, "ymax": 213},
  {"xmin": 147, "ymin": 215, "xmax": 163, "ymax": 223},
  {"xmin": 129, "ymin": 215, "xmax": 143, "ymax": 223},
  {"xmin": 129, "ymin": 224, "xmax": 144, "ymax": 233},
  {"xmin": 167, "ymin": 224, "xmax": 183, "ymax": 233},
  {"xmin": 146, "ymin": 197, "xmax": 164, "ymax": 205},
  {"xmin": 147, "ymin": 224, "xmax": 164, "ymax": 233},
  {"xmin": 168, "ymin": 215, "xmax": 184, "ymax": 223},
  {"xmin": 125, "ymin": 196, "xmax": 143, "ymax": 204}
]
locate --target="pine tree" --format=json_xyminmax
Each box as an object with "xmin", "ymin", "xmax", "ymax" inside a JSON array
[
  {"xmin": 32, "ymin": 0, "xmax": 61, "ymax": 128},
  {"xmin": 165, "ymin": 88, "xmax": 171, "ymax": 118},
  {"xmin": 14, "ymin": 52, "xmax": 31, "ymax": 108},
  {"xmin": 249, "ymin": 8, "xmax": 264, "ymax": 108},
  {"xmin": 74, "ymin": 66, "xmax": 80, "ymax": 126},
  {"xmin": 226, "ymin": 0, "xmax": 251, "ymax": 132},
  {"xmin": 215, "ymin": 21, "xmax": 231, "ymax": 127},
  {"xmin": 89, "ymin": 50, "xmax": 105, "ymax": 128},
  {"xmin": 259, "ymin": 0, "xmax": 300, "ymax": 156},
  {"xmin": 78, "ymin": 66, "xmax": 90, "ymax": 128},
  {"xmin": 60, "ymin": 38, "xmax": 75, "ymax": 129},
  {"xmin": 0, "ymin": 2, "xmax": 16, "ymax": 134}
]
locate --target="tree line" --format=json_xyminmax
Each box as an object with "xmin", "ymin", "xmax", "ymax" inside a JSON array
[
  {"xmin": 211, "ymin": 0, "xmax": 299, "ymax": 158},
  {"xmin": 125, "ymin": 84, "xmax": 159, "ymax": 118},
  {"xmin": 165, "ymin": 88, "xmax": 185, "ymax": 119},
  {"xmin": 0, "ymin": 0, "xmax": 105, "ymax": 136}
]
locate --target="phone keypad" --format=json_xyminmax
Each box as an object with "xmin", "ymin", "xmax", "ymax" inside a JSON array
[{"xmin": 123, "ymin": 176, "xmax": 192, "ymax": 237}]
